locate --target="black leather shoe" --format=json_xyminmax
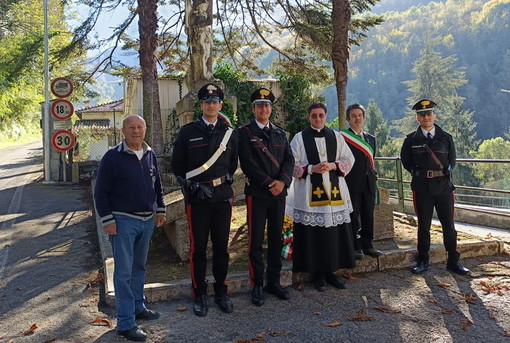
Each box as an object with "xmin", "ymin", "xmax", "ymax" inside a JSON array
[
  {"xmin": 363, "ymin": 248, "xmax": 382, "ymax": 257},
  {"xmin": 214, "ymin": 294, "xmax": 234, "ymax": 313},
  {"xmin": 193, "ymin": 295, "xmax": 208, "ymax": 317},
  {"xmin": 264, "ymin": 283, "xmax": 290, "ymax": 300},
  {"xmin": 355, "ymin": 250, "xmax": 364, "ymax": 260},
  {"xmin": 117, "ymin": 326, "xmax": 147, "ymax": 341},
  {"xmin": 135, "ymin": 308, "xmax": 160, "ymax": 321},
  {"xmin": 447, "ymin": 261, "xmax": 472, "ymax": 275},
  {"xmin": 411, "ymin": 261, "xmax": 430, "ymax": 274},
  {"xmin": 251, "ymin": 285, "xmax": 265, "ymax": 306},
  {"xmin": 313, "ymin": 278, "xmax": 326, "ymax": 292},
  {"xmin": 325, "ymin": 273, "xmax": 346, "ymax": 289}
]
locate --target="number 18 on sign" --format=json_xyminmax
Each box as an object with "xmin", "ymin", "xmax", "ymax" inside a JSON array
[{"xmin": 52, "ymin": 130, "xmax": 75, "ymax": 152}]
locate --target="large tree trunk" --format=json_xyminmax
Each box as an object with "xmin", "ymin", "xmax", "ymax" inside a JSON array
[
  {"xmin": 331, "ymin": 0, "xmax": 350, "ymax": 129},
  {"xmin": 138, "ymin": 0, "xmax": 163, "ymax": 153}
]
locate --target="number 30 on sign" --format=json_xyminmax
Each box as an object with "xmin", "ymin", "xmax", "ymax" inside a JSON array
[{"xmin": 52, "ymin": 130, "xmax": 75, "ymax": 152}]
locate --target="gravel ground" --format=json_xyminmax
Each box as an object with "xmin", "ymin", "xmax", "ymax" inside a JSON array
[{"xmin": 94, "ymin": 254, "xmax": 510, "ymax": 343}]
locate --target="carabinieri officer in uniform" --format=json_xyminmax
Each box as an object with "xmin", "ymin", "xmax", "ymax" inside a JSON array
[
  {"xmin": 171, "ymin": 83, "xmax": 238, "ymax": 317},
  {"xmin": 238, "ymin": 88, "xmax": 294, "ymax": 306},
  {"xmin": 400, "ymin": 99, "xmax": 471, "ymax": 276}
]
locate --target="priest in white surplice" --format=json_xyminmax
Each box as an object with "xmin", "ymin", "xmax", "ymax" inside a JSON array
[{"xmin": 287, "ymin": 101, "xmax": 356, "ymax": 291}]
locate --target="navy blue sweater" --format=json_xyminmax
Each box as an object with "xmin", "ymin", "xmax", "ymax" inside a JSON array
[{"xmin": 94, "ymin": 141, "xmax": 165, "ymax": 227}]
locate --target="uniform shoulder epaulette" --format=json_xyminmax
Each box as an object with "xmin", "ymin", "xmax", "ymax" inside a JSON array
[
  {"xmin": 272, "ymin": 123, "xmax": 286, "ymax": 131},
  {"xmin": 406, "ymin": 130, "xmax": 416, "ymax": 138},
  {"xmin": 181, "ymin": 121, "xmax": 195, "ymax": 128}
]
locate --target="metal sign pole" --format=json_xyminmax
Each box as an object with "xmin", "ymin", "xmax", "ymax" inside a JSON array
[
  {"xmin": 62, "ymin": 151, "xmax": 67, "ymax": 182},
  {"xmin": 43, "ymin": 0, "xmax": 51, "ymax": 182}
]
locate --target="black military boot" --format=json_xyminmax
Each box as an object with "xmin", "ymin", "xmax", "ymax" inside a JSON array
[
  {"xmin": 411, "ymin": 254, "xmax": 430, "ymax": 274},
  {"xmin": 447, "ymin": 252, "xmax": 471, "ymax": 275}
]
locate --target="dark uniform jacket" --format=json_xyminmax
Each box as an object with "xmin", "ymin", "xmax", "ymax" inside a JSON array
[
  {"xmin": 400, "ymin": 124, "xmax": 456, "ymax": 196},
  {"xmin": 344, "ymin": 128, "xmax": 377, "ymax": 195},
  {"xmin": 238, "ymin": 120, "xmax": 294, "ymax": 199},
  {"xmin": 171, "ymin": 118, "xmax": 238, "ymax": 203}
]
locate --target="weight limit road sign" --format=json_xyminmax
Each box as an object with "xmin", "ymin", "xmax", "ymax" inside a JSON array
[
  {"xmin": 51, "ymin": 130, "xmax": 75, "ymax": 152},
  {"xmin": 51, "ymin": 99, "xmax": 74, "ymax": 120}
]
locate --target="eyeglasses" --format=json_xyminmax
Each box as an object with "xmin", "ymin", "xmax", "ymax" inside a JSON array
[
  {"xmin": 201, "ymin": 96, "xmax": 221, "ymax": 103},
  {"xmin": 311, "ymin": 113, "xmax": 326, "ymax": 119},
  {"xmin": 253, "ymin": 101, "xmax": 272, "ymax": 106},
  {"xmin": 417, "ymin": 110, "xmax": 434, "ymax": 116}
]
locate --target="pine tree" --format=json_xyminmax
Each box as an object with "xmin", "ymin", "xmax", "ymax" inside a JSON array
[{"xmin": 365, "ymin": 98, "xmax": 389, "ymax": 150}]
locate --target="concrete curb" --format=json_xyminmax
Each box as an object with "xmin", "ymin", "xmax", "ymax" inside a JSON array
[
  {"xmin": 92, "ymin": 180, "xmax": 506, "ymax": 306},
  {"xmin": 102, "ymin": 239, "xmax": 504, "ymax": 306}
]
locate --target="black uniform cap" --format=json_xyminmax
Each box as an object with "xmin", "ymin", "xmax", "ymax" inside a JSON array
[
  {"xmin": 197, "ymin": 83, "xmax": 224, "ymax": 101},
  {"xmin": 412, "ymin": 99, "xmax": 437, "ymax": 114},
  {"xmin": 250, "ymin": 88, "xmax": 275, "ymax": 104}
]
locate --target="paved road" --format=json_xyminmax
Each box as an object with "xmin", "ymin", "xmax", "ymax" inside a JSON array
[
  {"xmin": 0, "ymin": 143, "xmax": 509, "ymax": 343},
  {"xmin": 0, "ymin": 142, "xmax": 110, "ymax": 342}
]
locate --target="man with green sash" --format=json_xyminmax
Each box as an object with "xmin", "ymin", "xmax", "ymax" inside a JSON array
[
  {"xmin": 286, "ymin": 101, "xmax": 356, "ymax": 291},
  {"xmin": 341, "ymin": 104, "xmax": 382, "ymax": 260}
]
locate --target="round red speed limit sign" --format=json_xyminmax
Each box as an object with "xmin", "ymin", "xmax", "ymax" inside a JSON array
[
  {"xmin": 51, "ymin": 99, "xmax": 74, "ymax": 120},
  {"xmin": 50, "ymin": 77, "xmax": 73, "ymax": 98},
  {"xmin": 51, "ymin": 130, "xmax": 75, "ymax": 152}
]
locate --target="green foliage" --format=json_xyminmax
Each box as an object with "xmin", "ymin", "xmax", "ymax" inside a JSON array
[
  {"xmin": 0, "ymin": 0, "xmax": 91, "ymax": 141},
  {"xmin": 472, "ymin": 137, "xmax": 510, "ymax": 187},
  {"xmin": 347, "ymin": 0, "xmax": 510, "ymax": 139},
  {"xmin": 213, "ymin": 63, "xmax": 258, "ymax": 126},
  {"xmin": 374, "ymin": 137, "xmax": 404, "ymax": 181},
  {"xmin": 365, "ymin": 98, "xmax": 390, "ymax": 150},
  {"xmin": 276, "ymin": 73, "xmax": 323, "ymax": 140}
]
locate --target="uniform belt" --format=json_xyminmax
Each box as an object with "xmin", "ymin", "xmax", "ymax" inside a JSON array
[
  {"xmin": 414, "ymin": 170, "xmax": 446, "ymax": 178},
  {"xmin": 199, "ymin": 176, "xmax": 227, "ymax": 187}
]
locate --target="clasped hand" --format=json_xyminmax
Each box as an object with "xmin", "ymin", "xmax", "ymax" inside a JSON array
[{"xmin": 311, "ymin": 161, "xmax": 336, "ymax": 174}]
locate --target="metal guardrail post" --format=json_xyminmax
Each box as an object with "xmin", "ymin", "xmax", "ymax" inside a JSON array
[{"xmin": 396, "ymin": 158, "xmax": 404, "ymax": 212}]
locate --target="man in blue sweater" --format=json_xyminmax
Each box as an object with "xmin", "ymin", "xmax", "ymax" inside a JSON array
[{"xmin": 95, "ymin": 115, "xmax": 166, "ymax": 342}]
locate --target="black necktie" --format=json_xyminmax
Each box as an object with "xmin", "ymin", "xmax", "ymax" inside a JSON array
[
  {"xmin": 427, "ymin": 132, "xmax": 432, "ymax": 141},
  {"xmin": 208, "ymin": 124, "xmax": 214, "ymax": 132},
  {"xmin": 263, "ymin": 126, "xmax": 270, "ymax": 134}
]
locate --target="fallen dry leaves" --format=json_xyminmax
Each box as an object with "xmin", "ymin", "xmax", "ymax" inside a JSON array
[
  {"xmin": 326, "ymin": 320, "xmax": 343, "ymax": 327},
  {"xmin": 88, "ymin": 318, "xmax": 111, "ymax": 327},
  {"xmin": 373, "ymin": 306, "xmax": 401, "ymax": 314},
  {"xmin": 441, "ymin": 310, "xmax": 454, "ymax": 314},
  {"xmin": 234, "ymin": 331, "xmax": 266, "ymax": 343},
  {"xmin": 460, "ymin": 319, "xmax": 473, "ymax": 330},
  {"xmin": 295, "ymin": 283, "xmax": 305, "ymax": 291},
  {"xmin": 504, "ymin": 331, "xmax": 510, "ymax": 337},
  {"xmin": 41, "ymin": 337, "xmax": 58, "ymax": 343},
  {"xmin": 86, "ymin": 273, "xmax": 104, "ymax": 289},
  {"xmin": 22, "ymin": 323, "xmax": 38, "ymax": 335},
  {"xmin": 341, "ymin": 273, "xmax": 358, "ymax": 280},
  {"xmin": 176, "ymin": 306, "xmax": 187, "ymax": 312},
  {"xmin": 438, "ymin": 282, "xmax": 453, "ymax": 288},
  {"xmin": 461, "ymin": 293, "xmax": 478, "ymax": 305},
  {"xmin": 344, "ymin": 309, "xmax": 373, "ymax": 322},
  {"xmin": 480, "ymin": 280, "xmax": 510, "ymax": 295}
]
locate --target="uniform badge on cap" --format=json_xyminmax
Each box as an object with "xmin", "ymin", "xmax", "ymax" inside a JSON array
[
  {"xmin": 250, "ymin": 87, "xmax": 275, "ymax": 104},
  {"xmin": 197, "ymin": 83, "xmax": 224, "ymax": 101},
  {"xmin": 412, "ymin": 99, "xmax": 437, "ymax": 113}
]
